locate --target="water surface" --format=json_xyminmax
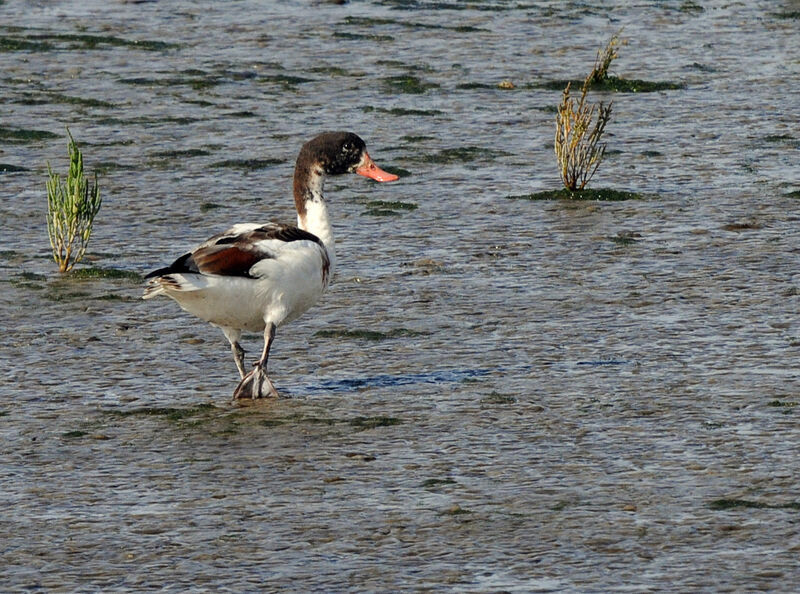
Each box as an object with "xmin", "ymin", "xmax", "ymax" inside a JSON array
[{"xmin": 1, "ymin": 1, "xmax": 799, "ymax": 590}]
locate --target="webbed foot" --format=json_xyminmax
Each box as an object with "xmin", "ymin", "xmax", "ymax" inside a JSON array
[{"xmin": 233, "ymin": 365, "xmax": 279, "ymax": 399}]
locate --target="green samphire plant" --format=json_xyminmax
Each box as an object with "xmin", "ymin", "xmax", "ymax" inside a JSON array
[{"xmin": 46, "ymin": 128, "xmax": 101, "ymax": 273}]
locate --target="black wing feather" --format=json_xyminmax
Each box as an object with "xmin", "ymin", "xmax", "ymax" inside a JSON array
[{"xmin": 145, "ymin": 252, "xmax": 198, "ymax": 279}]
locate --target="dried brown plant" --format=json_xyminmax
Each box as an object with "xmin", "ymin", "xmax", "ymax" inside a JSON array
[
  {"xmin": 554, "ymin": 78, "xmax": 613, "ymax": 191},
  {"xmin": 588, "ymin": 30, "xmax": 623, "ymax": 85}
]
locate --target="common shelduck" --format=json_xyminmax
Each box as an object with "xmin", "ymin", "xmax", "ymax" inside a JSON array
[{"xmin": 143, "ymin": 131, "xmax": 398, "ymax": 398}]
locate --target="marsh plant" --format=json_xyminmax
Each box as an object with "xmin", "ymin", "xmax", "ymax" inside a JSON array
[
  {"xmin": 554, "ymin": 33, "xmax": 621, "ymax": 192},
  {"xmin": 46, "ymin": 129, "xmax": 101, "ymax": 272},
  {"xmin": 554, "ymin": 79, "xmax": 612, "ymax": 191},
  {"xmin": 587, "ymin": 30, "xmax": 624, "ymax": 85}
]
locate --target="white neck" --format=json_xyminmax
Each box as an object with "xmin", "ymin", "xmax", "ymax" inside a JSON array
[{"xmin": 297, "ymin": 174, "xmax": 336, "ymax": 276}]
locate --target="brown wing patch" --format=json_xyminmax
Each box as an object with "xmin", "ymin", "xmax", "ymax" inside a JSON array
[
  {"xmin": 191, "ymin": 244, "xmax": 265, "ymax": 278},
  {"xmin": 146, "ymin": 224, "xmax": 326, "ymax": 280}
]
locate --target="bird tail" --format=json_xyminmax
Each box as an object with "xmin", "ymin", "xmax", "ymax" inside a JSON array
[{"xmin": 142, "ymin": 273, "xmax": 203, "ymax": 300}]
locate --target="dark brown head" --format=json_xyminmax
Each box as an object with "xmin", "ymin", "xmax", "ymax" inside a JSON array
[
  {"xmin": 293, "ymin": 132, "xmax": 398, "ymax": 219},
  {"xmin": 296, "ymin": 131, "xmax": 398, "ymax": 181}
]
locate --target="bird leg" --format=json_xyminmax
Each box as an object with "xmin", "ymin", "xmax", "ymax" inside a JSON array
[
  {"xmin": 222, "ymin": 327, "xmax": 247, "ymax": 379},
  {"xmin": 231, "ymin": 341, "xmax": 247, "ymax": 379},
  {"xmin": 233, "ymin": 323, "xmax": 279, "ymax": 399}
]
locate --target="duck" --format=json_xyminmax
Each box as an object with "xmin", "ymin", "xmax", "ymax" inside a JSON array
[{"xmin": 143, "ymin": 131, "xmax": 398, "ymax": 398}]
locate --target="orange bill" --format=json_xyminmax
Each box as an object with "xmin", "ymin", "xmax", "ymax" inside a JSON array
[{"xmin": 355, "ymin": 152, "xmax": 399, "ymax": 182}]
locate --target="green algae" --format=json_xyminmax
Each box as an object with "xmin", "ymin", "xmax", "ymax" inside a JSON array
[
  {"xmin": 421, "ymin": 478, "xmax": 457, "ymax": 488},
  {"xmin": 47, "ymin": 93, "xmax": 115, "ymax": 108},
  {"xmin": 721, "ymin": 221, "xmax": 761, "ymax": 231},
  {"xmin": 150, "ymin": 148, "xmax": 212, "ymax": 159},
  {"xmin": 0, "ymin": 163, "xmax": 28, "ymax": 173},
  {"xmin": 375, "ymin": 59, "xmax": 434, "ymax": 72},
  {"xmin": 95, "ymin": 293, "xmax": 133, "ymax": 301},
  {"xmin": 310, "ymin": 66, "xmax": 355, "ymax": 76},
  {"xmin": 414, "ymin": 146, "xmax": 510, "ymax": 164},
  {"xmin": 349, "ymin": 416, "xmax": 402, "ymax": 430},
  {"xmin": 0, "ymin": 36, "xmax": 53, "ymax": 51},
  {"xmin": 180, "ymin": 98, "xmax": 216, "ymax": 107},
  {"xmin": 342, "ymin": 16, "xmax": 483, "ymax": 32},
  {"xmin": 455, "ymin": 82, "xmax": 488, "ymax": 90},
  {"xmin": 260, "ymin": 415, "xmax": 401, "ymax": 432},
  {"xmin": 481, "ymin": 392, "xmax": 516, "ymax": 405},
  {"xmin": 45, "ymin": 290, "xmax": 91, "ymax": 302},
  {"xmin": 68, "ymin": 267, "xmax": 142, "ymax": 281},
  {"xmin": 381, "ymin": 166, "xmax": 411, "ymax": 178},
  {"xmin": 0, "ymin": 126, "xmax": 59, "ymax": 143},
  {"xmin": 679, "ymin": 1, "xmax": 704, "ymax": 13},
  {"xmin": 283, "ymin": 415, "xmax": 338, "ymax": 426},
  {"xmin": 200, "ymin": 202, "xmax": 224, "ymax": 212},
  {"xmin": 362, "ymin": 106, "xmax": 443, "ymax": 117},
  {"xmin": 109, "ymin": 403, "xmax": 218, "ymax": 423},
  {"xmin": 27, "ymin": 32, "xmax": 177, "ymax": 51},
  {"xmin": 1, "ymin": 32, "xmax": 176, "ymax": 52},
  {"xmin": 62, "ymin": 430, "xmax": 89, "ymax": 439},
  {"xmin": 766, "ymin": 400, "xmax": 798, "ymax": 408},
  {"xmin": 363, "ymin": 200, "xmax": 417, "ymax": 217},
  {"xmin": 10, "ymin": 272, "xmax": 47, "ymax": 290},
  {"xmin": 401, "ymin": 135, "xmax": 435, "ymax": 143},
  {"xmin": 535, "ymin": 76, "xmax": 685, "ymax": 93},
  {"xmin": 211, "ymin": 158, "xmax": 284, "ymax": 170},
  {"xmin": 333, "ymin": 31, "xmax": 394, "ymax": 42},
  {"xmin": 226, "ymin": 110, "xmax": 258, "ymax": 118},
  {"xmin": 508, "ymin": 188, "xmax": 646, "ymax": 201},
  {"xmin": 259, "ymin": 74, "xmax": 314, "ymax": 89},
  {"xmin": 12, "ymin": 92, "xmax": 116, "ymax": 108},
  {"xmin": 710, "ymin": 498, "xmax": 800, "ymax": 511},
  {"xmin": 120, "ymin": 75, "xmax": 221, "ymax": 91},
  {"xmin": 363, "ymin": 208, "xmax": 401, "ymax": 217},
  {"xmin": 19, "ymin": 272, "xmax": 47, "ymax": 282},
  {"xmin": 377, "ymin": 0, "xmax": 519, "ymax": 9},
  {"xmin": 609, "ymin": 231, "xmax": 641, "ymax": 246},
  {"xmin": 94, "ymin": 115, "xmax": 200, "ymax": 127},
  {"xmin": 763, "ymin": 134, "xmax": 798, "ymax": 148},
  {"xmin": 92, "ymin": 161, "xmax": 138, "ymax": 174},
  {"xmin": 456, "ymin": 81, "xmax": 518, "ymax": 90},
  {"xmin": 148, "ymin": 148, "xmax": 214, "ymax": 169},
  {"xmin": 259, "ymin": 418, "xmax": 286, "ymax": 428},
  {"xmin": 11, "ymin": 281, "xmax": 46, "ymax": 291},
  {"xmin": 315, "ymin": 328, "xmax": 427, "ymax": 341},
  {"xmin": 382, "ymin": 75, "xmax": 439, "ymax": 95}
]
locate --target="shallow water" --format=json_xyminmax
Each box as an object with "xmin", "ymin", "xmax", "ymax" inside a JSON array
[{"xmin": 2, "ymin": 0, "xmax": 799, "ymax": 591}]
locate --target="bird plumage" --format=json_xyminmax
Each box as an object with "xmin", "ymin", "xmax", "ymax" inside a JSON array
[{"xmin": 143, "ymin": 131, "xmax": 398, "ymax": 398}]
